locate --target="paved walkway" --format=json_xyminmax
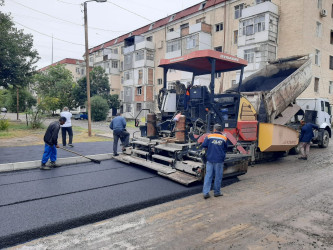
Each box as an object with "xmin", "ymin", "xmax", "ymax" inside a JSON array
[{"xmin": 0, "ymin": 141, "xmax": 116, "ymax": 164}]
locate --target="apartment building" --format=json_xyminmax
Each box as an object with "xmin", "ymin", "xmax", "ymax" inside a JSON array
[
  {"xmin": 87, "ymin": 0, "xmax": 333, "ymax": 118},
  {"xmin": 39, "ymin": 58, "xmax": 86, "ymax": 82}
]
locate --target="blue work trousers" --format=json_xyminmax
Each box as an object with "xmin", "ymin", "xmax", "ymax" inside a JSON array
[
  {"xmin": 42, "ymin": 144, "xmax": 57, "ymax": 164},
  {"xmin": 203, "ymin": 161, "xmax": 224, "ymax": 195}
]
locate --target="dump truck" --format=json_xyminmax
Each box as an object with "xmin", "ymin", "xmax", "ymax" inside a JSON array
[{"xmin": 230, "ymin": 55, "xmax": 331, "ymax": 158}]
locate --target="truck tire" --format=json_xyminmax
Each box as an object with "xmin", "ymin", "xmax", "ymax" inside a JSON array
[
  {"xmin": 318, "ymin": 130, "xmax": 329, "ymax": 148},
  {"xmin": 289, "ymin": 146, "xmax": 300, "ymax": 155}
]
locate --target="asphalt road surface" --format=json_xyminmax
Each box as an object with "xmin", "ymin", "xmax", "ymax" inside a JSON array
[
  {"xmin": 7, "ymin": 144, "xmax": 333, "ymax": 250},
  {"xmin": 0, "ymin": 159, "xmax": 238, "ymax": 248}
]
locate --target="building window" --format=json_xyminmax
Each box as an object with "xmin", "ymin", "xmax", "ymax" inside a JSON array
[
  {"xmin": 196, "ymin": 17, "xmax": 205, "ymax": 23},
  {"xmin": 315, "ymin": 49, "xmax": 321, "ymax": 66},
  {"xmin": 168, "ymin": 28, "xmax": 174, "ymax": 32},
  {"xmin": 76, "ymin": 67, "xmax": 80, "ymax": 74},
  {"xmin": 138, "ymin": 69, "xmax": 143, "ymax": 80},
  {"xmin": 244, "ymin": 49, "xmax": 255, "ymax": 63},
  {"xmin": 329, "ymin": 81, "xmax": 333, "ymax": 94},
  {"xmin": 126, "ymin": 104, "xmax": 131, "ymax": 112},
  {"xmin": 89, "ymin": 57, "xmax": 93, "ymax": 62},
  {"xmin": 317, "ymin": 0, "xmax": 322, "ymax": 9},
  {"xmin": 111, "ymin": 61, "xmax": 118, "ymax": 68},
  {"xmin": 186, "ymin": 35, "xmax": 197, "ymax": 49},
  {"xmin": 146, "ymin": 36, "xmax": 153, "ymax": 42},
  {"xmin": 137, "ymin": 87, "xmax": 142, "ymax": 95},
  {"xmin": 256, "ymin": 0, "xmax": 268, "ymax": 4},
  {"xmin": 121, "ymin": 46, "xmax": 124, "ymax": 54},
  {"xmin": 232, "ymin": 80, "xmax": 237, "ymax": 86},
  {"xmin": 124, "ymin": 71, "xmax": 132, "ymax": 80},
  {"xmin": 314, "ymin": 77, "xmax": 319, "ymax": 92},
  {"xmin": 331, "ymin": 30, "xmax": 333, "ymax": 44},
  {"xmin": 214, "ymin": 46, "xmax": 223, "ymax": 52},
  {"xmin": 167, "ymin": 40, "xmax": 181, "ymax": 52},
  {"xmin": 330, "ymin": 56, "xmax": 333, "ymax": 70},
  {"xmin": 135, "ymin": 50, "xmax": 144, "ymax": 61},
  {"xmin": 146, "ymin": 51, "xmax": 154, "ymax": 61},
  {"xmin": 157, "ymin": 78, "xmax": 163, "ymax": 85},
  {"xmin": 254, "ymin": 15, "xmax": 265, "ymax": 33},
  {"xmin": 136, "ymin": 103, "xmax": 142, "ymax": 112},
  {"xmin": 332, "ymin": 4, "xmax": 333, "ymax": 18},
  {"xmin": 316, "ymin": 22, "xmax": 322, "ymax": 37},
  {"xmin": 124, "ymin": 54, "xmax": 131, "ymax": 65},
  {"xmin": 215, "ymin": 23, "xmax": 223, "ymax": 32},
  {"xmin": 180, "ymin": 23, "xmax": 189, "ymax": 29},
  {"xmin": 234, "ymin": 4, "xmax": 244, "ymax": 19},
  {"xmin": 234, "ymin": 30, "xmax": 238, "ymax": 44},
  {"xmin": 167, "ymin": 82, "xmax": 175, "ymax": 90},
  {"xmin": 240, "ymin": 15, "xmax": 265, "ymax": 36}
]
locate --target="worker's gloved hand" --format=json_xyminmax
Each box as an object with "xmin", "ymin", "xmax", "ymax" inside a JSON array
[{"xmin": 200, "ymin": 149, "xmax": 206, "ymax": 156}]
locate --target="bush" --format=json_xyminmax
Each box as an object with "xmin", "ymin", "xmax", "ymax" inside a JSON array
[
  {"xmin": 0, "ymin": 118, "xmax": 9, "ymax": 131},
  {"xmin": 26, "ymin": 106, "xmax": 46, "ymax": 129},
  {"xmin": 90, "ymin": 96, "xmax": 109, "ymax": 121}
]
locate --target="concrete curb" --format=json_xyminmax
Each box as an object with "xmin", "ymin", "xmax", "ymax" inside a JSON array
[{"xmin": 0, "ymin": 153, "xmax": 114, "ymax": 173}]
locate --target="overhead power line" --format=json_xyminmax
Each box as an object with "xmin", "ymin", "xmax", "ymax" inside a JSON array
[
  {"xmin": 9, "ymin": 0, "xmax": 126, "ymax": 32},
  {"xmin": 13, "ymin": 20, "xmax": 85, "ymax": 46}
]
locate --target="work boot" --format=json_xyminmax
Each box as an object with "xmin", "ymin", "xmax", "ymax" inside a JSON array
[
  {"xmin": 50, "ymin": 162, "xmax": 60, "ymax": 168},
  {"xmin": 68, "ymin": 144, "xmax": 74, "ymax": 147},
  {"xmin": 214, "ymin": 193, "xmax": 223, "ymax": 197},
  {"xmin": 41, "ymin": 163, "xmax": 51, "ymax": 170},
  {"xmin": 113, "ymin": 153, "xmax": 119, "ymax": 157},
  {"xmin": 203, "ymin": 193, "xmax": 210, "ymax": 199}
]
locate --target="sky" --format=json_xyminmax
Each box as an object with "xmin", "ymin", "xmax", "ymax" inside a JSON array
[{"xmin": 1, "ymin": 0, "xmax": 204, "ymax": 69}]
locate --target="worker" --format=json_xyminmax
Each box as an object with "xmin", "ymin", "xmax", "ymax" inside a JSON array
[
  {"xmin": 298, "ymin": 120, "xmax": 319, "ymax": 160},
  {"xmin": 184, "ymin": 85, "xmax": 191, "ymax": 110},
  {"xmin": 110, "ymin": 113, "xmax": 130, "ymax": 156},
  {"xmin": 201, "ymin": 124, "xmax": 228, "ymax": 199},
  {"xmin": 41, "ymin": 117, "xmax": 67, "ymax": 170},
  {"xmin": 60, "ymin": 107, "xmax": 74, "ymax": 147}
]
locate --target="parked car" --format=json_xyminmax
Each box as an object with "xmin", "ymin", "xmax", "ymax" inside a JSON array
[
  {"xmin": 1, "ymin": 107, "xmax": 7, "ymax": 113},
  {"xmin": 73, "ymin": 112, "xmax": 88, "ymax": 120}
]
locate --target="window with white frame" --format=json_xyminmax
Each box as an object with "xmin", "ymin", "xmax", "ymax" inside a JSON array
[
  {"xmin": 135, "ymin": 50, "xmax": 144, "ymax": 61},
  {"xmin": 316, "ymin": 22, "xmax": 322, "ymax": 37},
  {"xmin": 138, "ymin": 69, "xmax": 143, "ymax": 80},
  {"xmin": 146, "ymin": 51, "xmax": 154, "ymax": 61},
  {"xmin": 89, "ymin": 57, "xmax": 93, "ymax": 62},
  {"xmin": 315, "ymin": 49, "xmax": 321, "ymax": 66},
  {"xmin": 76, "ymin": 67, "xmax": 80, "ymax": 74},
  {"xmin": 186, "ymin": 35, "xmax": 197, "ymax": 49},
  {"xmin": 244, "ymin": 49, "xmax": 255, "ymax": 63},
  {"xmin": 125, "ymin": 88, "xmax": 130, "ymax": 96},
  {"xmin": 234, "ymin": 4, "xmax": 243, "ymax": 19},
  {"xmin": 124, "ymin": 54, "xmax": 131, "ymax": 64},
  {"xmin": 146, "ymin": 36, "xmax": 153, "ymax": 42},
  {"xmin": 111, "ymin": 61, "xmax": 118, "ymax": 68},
  {"xmin": 215, "ymin": 23, "xmax": 223, "ymax": 32},
  {"xmin": 137, "ymin": 87, "xmax": 142, "ymax": 95},
  {"xmin": 124, "ymin": 71, "xmax": 132, "ymax": 80},
  {"xmin": 126, "ymin": 104, "xmax": 131, "ymax": 112},
  {"xmin": 234, "ymin": 30, "xmax": 238, "ymax": 44},
  {"xmin": 157, "ymin": 78, "xmax": 163, "ymax": 85},
  {"xmin": 241, "ymin": 15, "xmax": 265, "ymax": 36},
  {"xmin": 232, "ymin": 80, "xmax": 237, "ymax": 86},
  {"xmin": 167, "ymin": 40, "xmax": 181, "ymax": 52},
  {"xmin": 167, "ymin": 82, "xmax": 175, "ymax": 90},
  {"xmin": 329, "ymin": 81, "xmax": 333, "ymax": 94},
  {"xmin": 330, "ymin": 56, "xmax": 333, "ymax": 69}
]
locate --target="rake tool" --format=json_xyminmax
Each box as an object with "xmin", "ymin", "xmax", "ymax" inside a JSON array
[{"xmin": 60, "ymin": 147, "xmax": 101, "ymax": 164}]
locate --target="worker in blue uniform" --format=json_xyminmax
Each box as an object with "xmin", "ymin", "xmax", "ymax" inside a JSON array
[
  {"xmin": 298, "ymin": 120, "xmax": 319, "ymax": 160},
  {"xmin": 110, "ymin": 113, "xmax": 130, "ymax": 156},
  {"xmin": 201, "ymin": 124, "xmax": 228, "ymax": 199}
]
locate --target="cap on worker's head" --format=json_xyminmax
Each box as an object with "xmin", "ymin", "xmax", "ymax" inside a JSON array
[
  {"xmin": 59, "ymin": 117, "xmax": 67, "ymax": 123},
  {"xmin": 213, "ymin": 124, "xmax": 223, "ymax": 132},
  {"xmin": 63, "ymin": 107, "xmax": 69, "ymax": 111}
]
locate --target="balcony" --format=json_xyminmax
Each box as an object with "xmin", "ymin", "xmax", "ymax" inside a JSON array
[{"xmin": 242, "ymin": 1, "xmax": 278, "ymax": 19}]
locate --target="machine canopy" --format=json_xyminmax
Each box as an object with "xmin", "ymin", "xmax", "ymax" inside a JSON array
[{"xmin": 158, "ymin": 50, "xmax": 248, "ymax": 76}]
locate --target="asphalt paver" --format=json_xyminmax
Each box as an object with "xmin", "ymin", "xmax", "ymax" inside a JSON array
[
  {"xmin": 0, "ymin": 159, "xmax": 216, "ymax": 248},
  {"xmin": 0, "ymin": 141, "xmax": 115, "ymax": 164}
]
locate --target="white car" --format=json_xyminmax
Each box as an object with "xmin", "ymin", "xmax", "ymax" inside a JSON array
[{"xmin": 1, "ymin": 107, "xmax": 7, "ymax": 113}]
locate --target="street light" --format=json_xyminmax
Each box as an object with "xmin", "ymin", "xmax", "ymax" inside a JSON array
[{"xmin": 84, "ymin": 0, "xmax": 107, "ymax": 136}]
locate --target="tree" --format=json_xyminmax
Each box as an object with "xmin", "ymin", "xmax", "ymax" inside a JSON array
[
  {"xmin": 90, "ymin": 96, "xmax": 109, "ymax": 121},
  {"xmin": 105, "ymin": 94, "xmax": 120, "ymax": 109},
  {"xmin": 33, "ymin": 64, "xmax": 77, "ymax": 111},
  {"xmin": 73, "ymin": 66, "xmax": 110, "ymax": 106},
  {"xmin": 6, "ymin": 87, "xmax": 36, "ymax": 112},
  {"xmin": 0, "ymin": 10, "xmax": 39, "ymax": 89}
]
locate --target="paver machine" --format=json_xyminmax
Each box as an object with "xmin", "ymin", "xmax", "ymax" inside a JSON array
[{"xmin": 113, "ymin": 50, "xmax": 252, "ymax": 185}]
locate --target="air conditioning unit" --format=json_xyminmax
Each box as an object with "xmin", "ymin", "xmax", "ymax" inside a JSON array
[
  {"xmin": 320, "ymin": 9, "xmax": 327, "ymax": 17},
  {"xmin": 254, "ymin": 46, "xmax": 261, "ymax": 52}
]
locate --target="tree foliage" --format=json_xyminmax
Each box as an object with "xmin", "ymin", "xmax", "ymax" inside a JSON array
[
  {"xmin": 33, "ymin": 64, "xmax": 77, "ymax": 111},
  {"xmin": 90, "ymin": 95, "xmax": 109, "ymax": 121},
  {"xmin": 73, "ymin": 66, "xmax": 110, "ymax": 106},
  {"xmin": 0, "ymin": 9, "xmax": 39, "ymax": 89},
  {"xmin": 6, "ymin": 87, "xmax": 36, "ymax": 112},
  {"xmin": 105, "ymin": 94, "xmax": 120, "ymax": 109}
]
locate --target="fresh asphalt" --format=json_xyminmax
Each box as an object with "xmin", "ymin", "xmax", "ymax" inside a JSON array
[{"xmin": 0, "ymin": 142, "xmax": 238, "ymax": 248}]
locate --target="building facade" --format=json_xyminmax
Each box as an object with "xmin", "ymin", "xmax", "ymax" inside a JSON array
[{"xmin": 86, "ymin": 0, "xmax": 333, "ymax": 118}]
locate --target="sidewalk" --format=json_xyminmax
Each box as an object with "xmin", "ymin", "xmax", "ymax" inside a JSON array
[{"xmin": 0, "ymin": 141, "xmax": 118, "ymax": 172}]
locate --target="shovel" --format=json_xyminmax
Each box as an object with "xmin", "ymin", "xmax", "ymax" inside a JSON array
[{"xmin": 60, "ymin": 147, "xmax": 101, "ymax": 164}]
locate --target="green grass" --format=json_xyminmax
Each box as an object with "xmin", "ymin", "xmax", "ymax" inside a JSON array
[{"xmin": 0, "ymin": 122, "xmax": 44, "ymax": 138}]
